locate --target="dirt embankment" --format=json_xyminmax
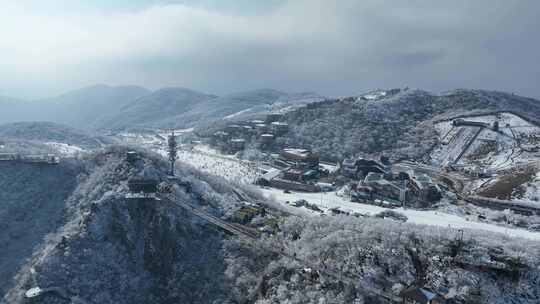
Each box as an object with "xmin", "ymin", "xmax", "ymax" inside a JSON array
[{"xmin": 478, "ymin": 166, "xmax": 537, "ymax": 200}]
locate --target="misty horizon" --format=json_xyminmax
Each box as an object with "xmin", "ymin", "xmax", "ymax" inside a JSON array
[{"xmin": 4, "ymin": 82, "xmax": 535, "ymax": 103}]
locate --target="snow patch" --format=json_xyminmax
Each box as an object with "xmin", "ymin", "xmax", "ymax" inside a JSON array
[{"xmin": 44, "ymin": 142, "xmax": 85, "ymax": 156}]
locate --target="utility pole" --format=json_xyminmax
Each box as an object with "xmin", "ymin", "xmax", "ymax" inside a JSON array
[{"xmin": 168, "ymin": 130, "xmax": 178, "ymax": 176}]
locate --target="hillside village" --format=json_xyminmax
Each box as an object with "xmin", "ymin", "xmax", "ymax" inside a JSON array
[{"xmin": 98, "ymin": 92, "xmax": 540, "ymax": 237}]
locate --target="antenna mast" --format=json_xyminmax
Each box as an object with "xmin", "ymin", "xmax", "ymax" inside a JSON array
[{"xmin": 168, "ymin": 130, "xmax": 178, "ymax": 176}]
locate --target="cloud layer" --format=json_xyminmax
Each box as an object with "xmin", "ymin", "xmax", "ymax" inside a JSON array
[{"xmin": 1, "ymin": 0, "xmax": 539, "ymax": 98}]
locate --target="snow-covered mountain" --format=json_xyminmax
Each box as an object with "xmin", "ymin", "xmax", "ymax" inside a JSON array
[
  {"xmin": 0, "ymin": 85, "xmax": 150, "ymax": 129},
  {"xmin": 98, "ymin": 88, "xmax": 325, "ymax": 131},
  {"xmin": 94, "ymin": 87, "xmax": 218, "ymax": 130},
  {"xmin": 0, "ymin": 147, "xmax": 249, "ymax": 303},
  {"xmin": 0, "ymin": 121, "xmax": 104, "ymax": 149},
  {"xmin": 1, "ymin": 86, "xmax": 324, "ymax": 132},
  {"xmin": 0, "ymin": 159, "xmax": 82, "ymax": 298}
]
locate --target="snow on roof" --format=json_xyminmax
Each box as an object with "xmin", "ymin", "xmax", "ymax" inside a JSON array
[
  {"xmin": 283, "ymin": 148, "xmax": 310, "ymax": 155},
  {"xmin": 286, "ymin": 168, "xmax": 304, "ymax": 174},
  {"xmin": 320, "ymin": 162, "xmax": 339, "ymax": 173},
  {"xmin": 261, "ymin": 169, "xmax": 281, "ymax": 181},
  {"xmin": 415, "ymin": 173, "xmax": 432, "ymax": 182},
  {"xmin": 365, "ymin": 172, "xmax": 383, "ymax": 182},
  {"xmin": 25, "ymin": 287, "xmax": 43, "ymax": 298},
  {"xmin": 400, "ymin": 287, "xmax": 440, "ymax": 302}
]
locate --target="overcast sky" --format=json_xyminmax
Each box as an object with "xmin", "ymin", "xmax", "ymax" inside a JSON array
[{"xmin": 1, "ymin": 0, "xmax": 539, "ymax": 99}]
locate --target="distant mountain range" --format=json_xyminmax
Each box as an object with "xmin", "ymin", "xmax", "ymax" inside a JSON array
[
  {"xmin": 111, "ymin": 88, "xmax": 324, "ymax": 131},
  {"xmin": 0, "ymin": 121, "xmax": 105, "ymax": 148},
  {"xmin": 0, "ymin": 85, "xmax": 325, "ymax": 131},
  {"xmin": 0, "ymin": 85, "xmax": 149, "ymax": 129}
]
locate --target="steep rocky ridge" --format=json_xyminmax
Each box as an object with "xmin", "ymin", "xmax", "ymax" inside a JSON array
[
  {"xmin": 1, "ymin": 147, "xmax": 254, "ymax": 303},
  {"xmin": 0, "ymin": 160, "xmax": 83, "ymax": 297}
]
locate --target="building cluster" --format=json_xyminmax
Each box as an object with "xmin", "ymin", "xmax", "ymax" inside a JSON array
[
  {"xmin": 447, "ymin": 164, "xmax": 493, "ymax": 178},
  {"xmin": 341, "ymin": 156, "xmax": 389, "ymax": 179},
  {"xmin": 452, "ymin": 118, "xmax": 500, "ymax": 132},
  {"xmin": 211, "ymin": 113, "xmax": 289, "ymax": 153},
  {"xmin": 343, "ymin": 157, "xmax": 441, "ymax": 207},
  {"xmin": 257, "ymin": 148, "xmax": 332, "ymax": 192}
]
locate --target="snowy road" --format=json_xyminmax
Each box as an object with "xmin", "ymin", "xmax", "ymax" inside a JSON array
[{"xmin": 260, "ymin": 188, "xmax": 540, "ymax": 241}]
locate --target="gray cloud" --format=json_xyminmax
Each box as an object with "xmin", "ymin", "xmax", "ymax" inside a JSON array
[{"xmin": 0, "ymin": 0, "xmax": 539, "ymax": 99}]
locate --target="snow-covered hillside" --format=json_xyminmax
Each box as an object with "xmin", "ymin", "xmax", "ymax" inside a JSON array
[
  {"xmin": 1, "ymin": 147, "xmax": 257, "ymax": 303},
  {"xmin": 0, "ymin": 121, "xmax": 103, "ymax": 149},
  {"xmin": 0, "ymin": 160, "xmax": 82, "ymax": 297}
]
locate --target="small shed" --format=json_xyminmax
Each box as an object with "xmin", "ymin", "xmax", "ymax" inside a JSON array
[
  {"xmin": 266, "ymin": 113, "xmax": 283, "ymax": 123},
  {"xmin": 128, "ymin": 178, "xmax": 158, "ymax": 194},
  {"xmin": 271, "ymin": 121, "xmax": 289, "ymax": 135},
  {"xmin": 230, "ymin": 138, "xmax": 246, "ymax": 151},
  {"xmin": 126, "ymin": 151, "xmax": 138, "ymax": 163},
  {"xmin": 260, "ymin": 133, "xmax": 275, "ymax": 145}
]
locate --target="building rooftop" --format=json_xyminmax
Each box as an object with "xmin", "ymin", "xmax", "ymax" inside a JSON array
[
  {"xmin": 413, "ymin": 173, "xmax": 435, "ymax": 189},
  {"xmin": 342, "ymin": 158, "xmax": 356, "ymax": 167},
  {"xmin": 399, "ymin": 287, "xmax": 443, "ymax": 303},
  {"xmin": 261, "ymin": 169, "xmax": 281, "ymax": 181},
  {"xmin": 365, "ymin": 172, "xmax": 383, "ymax": 182},
  {"xmin": 286, "ymin": 168, "xmax": 304, "ymax": 175},
  {"xmin": 283, "ymin": 148, "xmax": 310, "ymax": 156},
  {"xmin": 230, "ymin": 138, "xmax": 246, "ymax": 143}
]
